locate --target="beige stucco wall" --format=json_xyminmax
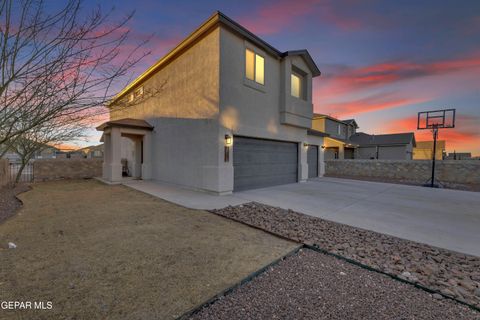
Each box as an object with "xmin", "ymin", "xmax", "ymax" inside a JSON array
[
  {"xmin": 110, "ymin": 28, "xmax": 223, "ymax": 192},
  {"xmin": 311, "ymin": 118, "xmax": 326, "ymax": 132},
  {"xmin": 219, "ymin": 27, "xmax": 317, "ymax": 183},
  {"xmin": 34, "ymin": 159, "xmax": 102, "ymax": 182}
]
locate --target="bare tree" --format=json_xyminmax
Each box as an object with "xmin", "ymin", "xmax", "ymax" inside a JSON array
[
  {"xmin": 0, "ymin": 0, "xmax": 150, "ymax": 148},
  {"xmin": 10, "ymin": 118, "xmax": 85, "ymax": 183}
]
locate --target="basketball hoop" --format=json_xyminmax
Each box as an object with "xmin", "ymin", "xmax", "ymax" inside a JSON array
[{"xmin": 417, "ymin": 108, "xmax": 456, "ymax": 188}]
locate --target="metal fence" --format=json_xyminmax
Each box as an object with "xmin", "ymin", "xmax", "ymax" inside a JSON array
[{"xmin": 9, "ymin": 162, "xmax": 34, "ymax": 183}]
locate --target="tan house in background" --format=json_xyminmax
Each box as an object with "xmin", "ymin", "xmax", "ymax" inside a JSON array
[
  {"xmin": 311, "ymin": 114, "xmax": 359, "ymax": 159},
  {"xmin": 413, "ymin": 140, "xmax": 446, "ymax": 160}
]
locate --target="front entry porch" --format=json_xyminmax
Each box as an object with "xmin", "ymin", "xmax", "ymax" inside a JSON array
[{"xmin": 96, "ymin": 118, "xmax": 154, "ymax": 183}]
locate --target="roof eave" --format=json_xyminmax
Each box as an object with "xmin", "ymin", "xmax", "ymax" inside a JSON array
[{"xmin": 283, "ymin": 50, "xmax": 321, "ymax": 77}]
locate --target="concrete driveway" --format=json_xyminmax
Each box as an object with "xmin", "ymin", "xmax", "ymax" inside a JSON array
[{"xmin": 124, "ymin": 178, "xmax": 480, "ymax": 257}]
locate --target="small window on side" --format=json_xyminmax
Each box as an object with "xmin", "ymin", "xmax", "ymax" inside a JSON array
[{"xmin": 134, "ymin": 86, "xmax": 144, "ymax": 99}]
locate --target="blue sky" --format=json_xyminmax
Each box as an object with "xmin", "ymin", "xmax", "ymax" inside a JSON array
[{"xmin": 71, "ymin": 0, "xmax": 480, "ymax": 155}]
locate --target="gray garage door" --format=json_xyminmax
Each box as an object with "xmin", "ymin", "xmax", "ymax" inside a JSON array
[
  {"xmin": 307, "ymin": 145, "xmax": 318, "ymax": 178},
  {"xmin": 233, "ymin": 137, "xmax": 298, "ymax": 191}
]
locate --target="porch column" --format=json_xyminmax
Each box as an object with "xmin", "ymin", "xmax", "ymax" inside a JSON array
[
  {"xmin": 338, "ymin": 145, "xmax": 345, "ymax": 160},
  {"xmin": 299, "ymin": 142, "xmax": 308, "ymax": 182},
  {"xmin": 102, "ymin": 133, "xmax": 111, "ymax": 180},
  {"xmin": 109, "ymin": 127, "xmax": 122, "ymax": 181},
  {"xmin": 141, "ymin": 132, "xmax": 152, "ymax": 180},
  {"xmin": 132, "ymin": 138, "xmax": 142, "ymax": 178},
  {"xmin": 319, "ymin": 143, "xmax": 325, "ymax": 177}
]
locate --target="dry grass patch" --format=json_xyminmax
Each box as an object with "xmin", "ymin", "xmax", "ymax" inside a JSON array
[{"xmin": 0, "ymin": 180, "xmax": 297, "ymax": 319}]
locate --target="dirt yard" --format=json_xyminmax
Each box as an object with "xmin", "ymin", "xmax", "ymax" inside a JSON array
[{"xmin": 0, "ymin": 180, "xmax": 297, "ymax": 319}]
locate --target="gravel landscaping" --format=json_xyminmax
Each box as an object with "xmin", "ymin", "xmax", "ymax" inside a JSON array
[
  {"xmin": 190, "ymin": 249, "xmax": 479, "ymax": 320},
  {"xmin": 212, "ymin": 202, "xmax": 480, "ymax": 308},
  {"xmin": 0, "ymin": 184, "xmax": 30, "ymax": 224}
]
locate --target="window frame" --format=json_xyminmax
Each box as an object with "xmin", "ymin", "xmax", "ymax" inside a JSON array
[
  {"xmin": 245, "ymin": 48, "xmax": 265, "ymax": 86},
  {"xmin": 290, "ymin": 66, "xmax": 307, "ymax": 100},
  {"xmin": 291, "ymin": 72, "xmax": 302, "ymax": 99}
]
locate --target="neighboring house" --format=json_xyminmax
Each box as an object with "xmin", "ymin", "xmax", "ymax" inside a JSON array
[
  {"xmin": 311, "ymin": 114, "xmax": 359, "ymax": 159},
  {"xmin": 445, "ymin": 152, "xmax": 472, "ymax": 160},
  {"xmin": 55, "ymin": 149, "xmax": 85, "ymax": 159},
  {"xmin": 349, "ymin": 132, "xmax": 416, "ymax": 160},
  {"xmin": 97, "ymin": 11, "xmax": 324, "ymax": 193},
  {"xmin": 1, "ymin": 144, "xmax": 59, "ymax": 163},
  {"xmin": 77, "ymin": 144, "xmax": 104, "ymax": 159},
  {"xmin": 413, "ymin": 140, "xmax": 446, "ymax": 160}
]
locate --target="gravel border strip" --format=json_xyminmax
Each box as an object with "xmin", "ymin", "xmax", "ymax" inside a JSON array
[
  {"xmin": 210, "ymin": 207, "xmax": 480, "ymax": 313},
  {"xmin": 176, "ymin": 244, "xmax": 303, "ymax": 320},
  {"xmin": 190, "ymin": 249, "xmax": 479, "ymax": 320},
  {"xmin": 306, "ymin": 244, "xmax": 480, "ymax": 313}
]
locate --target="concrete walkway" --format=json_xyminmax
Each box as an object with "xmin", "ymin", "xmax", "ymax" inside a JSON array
[
  {"xmin": 123, "ymin": 178, "xmax": 480, "ymax": 257},
  {"xmin": 122, "ymin": 180, "xmax": 248, "ymax": 209}
]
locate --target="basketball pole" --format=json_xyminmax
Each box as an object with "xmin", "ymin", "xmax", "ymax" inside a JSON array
[{"xmin": 430, "ymin": 126, "xmax": 438, "ymax": 188}]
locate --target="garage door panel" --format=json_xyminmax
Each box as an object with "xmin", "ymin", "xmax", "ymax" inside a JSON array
[
  {"xmin": 234, "ymin": 137, "xmax": 298, "ymax": 191},
  {"xmin": 234, "ymin": 164, "xmax": 297, "ymax": 176}
]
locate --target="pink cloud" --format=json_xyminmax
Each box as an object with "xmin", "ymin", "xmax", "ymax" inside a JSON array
[
  {"xmin": 237, "ymin": 0, "xmax": 364, "ymax": 35},
  {"xmin": 316, "ymin": 55, "xmax": 480, "ymax": 99},
  {"xmin": 320, "ymin": 94, "xmax": 429, "ymax": 118}
]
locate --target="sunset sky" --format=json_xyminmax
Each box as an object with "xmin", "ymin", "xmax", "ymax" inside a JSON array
[{"xmin": 73, "ymin": 0, "xmax": 479, "ymax": 155}]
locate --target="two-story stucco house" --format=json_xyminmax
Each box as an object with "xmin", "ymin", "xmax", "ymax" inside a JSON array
[
  {"xmin": 97, "ymin": 11, "xmax": 325, "ymax": 194},
  {"xmin": 311, "ymin": 114, "xmax": 359, "ymax": 159}
]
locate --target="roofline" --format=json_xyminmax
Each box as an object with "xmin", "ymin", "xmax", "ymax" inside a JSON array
[
  {"xmin": 109, "ymin": 11, "xmax": 320, "ymax": 106},
  {"xmin": 307, "ymin": 129, "xmax": 330, "ymax": 137},
  {"xmin": 358, "ymin": 142, "xmax": 412, "ymax": 147},
  {"xmin": 313, "ymin": 114, "xmax": 351, "ymax": 125},
  {"xmin": 96, "ymin": 120, "xmax": 154, "ymax": 131},
  {"xmin": 325, "ymin": 136, "xmax": 359, "ymax": 147},
  {"xmin": 340, "ymin": 119, "xmax": 359, "ymax": 129}
]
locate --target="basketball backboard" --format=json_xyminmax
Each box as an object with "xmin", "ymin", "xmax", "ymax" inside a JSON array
[{"xmin": 417, "ymin": 109, "xmax": 455, "ymax": 130}]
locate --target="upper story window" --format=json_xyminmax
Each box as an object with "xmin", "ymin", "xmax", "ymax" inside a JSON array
[
  {"xmin": 337, "ymin": 124, "xmax": 342, "ymax": 135},
  {"xmin": 245, "ymin": 49, "xmax": 264, "ymax": 85},
  {"xmin": 291, "ymin": 73, "xmax": 302, "ymax": 98},
  {"xmin": 127, "ymin": 86, "xmax": 144, "ymax": 103},
  {"xmin": 134, "ymin": 86, "xmax": 144, "ymax": 99},
  {"xmin": 291, "ymin": 66, "xmax": 306, "ymax": 100}
]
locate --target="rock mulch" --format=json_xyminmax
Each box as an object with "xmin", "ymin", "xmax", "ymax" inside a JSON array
[
  {"xmin": 0, "ymin": 184, "xmax": 29, "ymax": 224},
  {"xmin": 190, "ymin": 249, "xmax": 479, "ymax": 320},
  {"xmin": 212, "ymin": 202, "xmax": 480, "ymax": 308}
]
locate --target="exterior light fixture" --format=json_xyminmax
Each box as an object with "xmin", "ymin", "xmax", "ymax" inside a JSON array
[
  {"xmin": 224, "ymin": 134, "xmax": 232, "ymax": 162},
  {"xmin": 303, "ymin": 142, "xmax": 309, "ymax": 148},
  {"xmin": 225, "ymin": 134, "xmax": 232, "ymax": 146},
  {"xmin": 321, "ymin": 145, "xmax": 326, "ymax": 149}
]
